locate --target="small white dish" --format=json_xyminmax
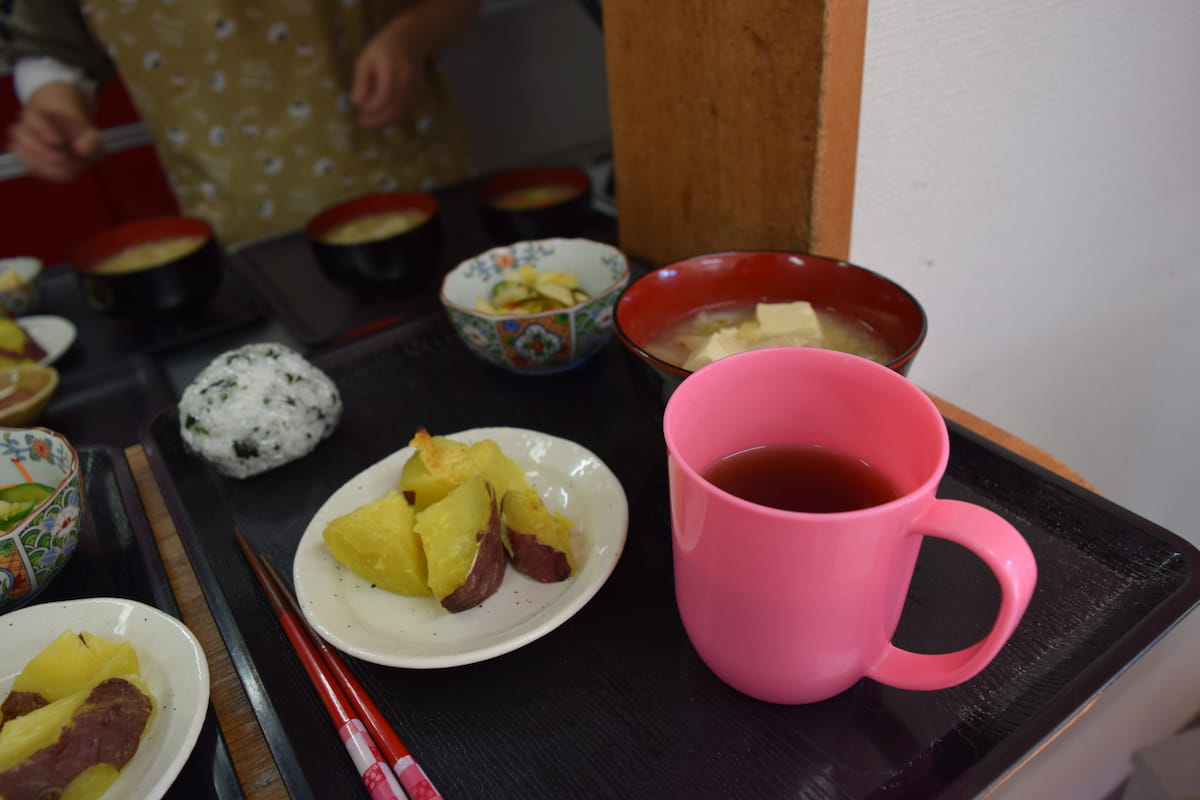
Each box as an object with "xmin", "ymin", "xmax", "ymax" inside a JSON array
[
  {"xmin": 294, "ymin": 426, "xmax": 629, "ymax": 668},
  {"xmin": 17, "ymin": 315, "xmax": 76, "ymax": 365},
  {"xmin": 0, "ymin": 597, "xmax": 210, "ymax": 800}
]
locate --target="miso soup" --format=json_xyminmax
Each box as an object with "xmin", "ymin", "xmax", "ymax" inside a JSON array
[
  {"xmin": 320, "ymin": 210, "xmax": 430, "ymax": 245},
  {"xmin": 489, "ymin": 184, "xmax": 582, "ymax": 211},
  {"xmin": 644, "ymin": 301, "xmax": 895, "ymax": 372},
  {"xmin": 94, "ymin": 236, "xmax": 207, "ymax": 274}
]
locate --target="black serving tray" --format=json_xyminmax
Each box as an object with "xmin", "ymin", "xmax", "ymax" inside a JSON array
[
  {"xmin": 40, "ymin": 354, "xmax": 175, "ymax": 449},
  {"xmin": 230, "ymin": 175, "xmax": 620, "ymax": 348},
  {"xmin": 140, "ymin": 312, "xmax": 1200, "ymax": 800},
  {"xmin": 36, "ymin": 446, "xmax": 243, "ymax": 800},
  {"xmin": 35, "ymin": 260, "xmax": 263, "ymax": 370}
]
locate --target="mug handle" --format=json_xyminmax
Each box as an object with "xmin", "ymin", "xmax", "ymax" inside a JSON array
[{"xmin": 865, "ymin": 499, "xmax": 1038, "ymax": 691}]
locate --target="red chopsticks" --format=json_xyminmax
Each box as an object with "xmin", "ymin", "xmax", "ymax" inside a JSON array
[{"xmin": 234, "ymin": 528, "xmax": 444, "ymax": 800}]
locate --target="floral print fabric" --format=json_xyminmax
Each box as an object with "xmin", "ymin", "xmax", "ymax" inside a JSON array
[{"xmin": 81, "ymin": 0, "xmax": 472, "ymax": 245}]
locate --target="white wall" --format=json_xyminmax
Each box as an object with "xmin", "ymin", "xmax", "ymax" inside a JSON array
[{"xmin": 852, "ymin": 0, "xmax": 1200, "ymax": 544}]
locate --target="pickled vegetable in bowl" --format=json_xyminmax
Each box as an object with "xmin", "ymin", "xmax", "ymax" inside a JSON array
[
  {"xmin": 0, "ymin": 426, "xmax": 83, "ymax": 613},
  {"xmin": 440, "ymin": 238, "xmax": 629, "ymax": 374},
  {"xmin": 473, "ymin": 265, "xmax": 591, "ymax": 315},
  {"xmin": 0, "ymin": 482, "xmax": 53, "ymax": 532}
]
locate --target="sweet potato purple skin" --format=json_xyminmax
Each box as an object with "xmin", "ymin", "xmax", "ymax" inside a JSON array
[
  {"xmin": 440, "ymin": 483, "xmax": 506, "ymax": 612},
  {"xmin": 505, "ymin": 529, "xmax": 572, "ymax": 583},
  {"xmin": 0, "ymin": 677, "xmax": 152, "ymax": 800}
]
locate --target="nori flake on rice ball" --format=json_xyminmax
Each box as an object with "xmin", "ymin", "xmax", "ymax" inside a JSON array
[{"xmin": 179, "ymin": 343, "xmax": 343, "ymax": 478}]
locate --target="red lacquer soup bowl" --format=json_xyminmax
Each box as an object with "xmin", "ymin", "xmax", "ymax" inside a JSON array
[
  {"xmin": 614, "ymin": 251, "xmax": 927, "ymax": 396},
  {"xmin": 70, "ymin": 216, "xmax": 223, "ymax": 317}
]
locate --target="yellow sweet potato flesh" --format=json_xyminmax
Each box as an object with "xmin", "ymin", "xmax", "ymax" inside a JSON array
[
  {"xmin": 414, "ymin": 476, "xmax": 504, "ymax": 610},
  {"xmin": 323, "ymin": 490, "xmax": 428, "ymax": 595},
  {"xmin": 399, "ymin": 433, "xmax": 464, "ymax": 511},
  {"xmin": 464, "ymin": 439, "xmax": 533, "ymax": 499},
  {"xmin": 403, "ymin": 429, "xmax": 533, "ymax": 511},
  {"xmin": 10, "ymin": 631, "xmax": 139, "ymax": 704},
  {"xmin": 61, "ymin": 763, "xmax": 120, "ymax": 800}
]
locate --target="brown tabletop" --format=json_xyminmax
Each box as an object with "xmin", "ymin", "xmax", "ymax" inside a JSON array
[{"xmin": 123, "ymin": 396, "xmax": 1092, "ymax": 800}]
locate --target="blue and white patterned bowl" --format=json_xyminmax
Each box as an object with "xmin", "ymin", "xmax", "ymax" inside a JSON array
[
  {"xmin": 440, "ymin": 238, "xmax": 630, "ymax": 375},
  {"xmin": 0, "ymin": 427, "xmax": 83, "ymax": 614}
]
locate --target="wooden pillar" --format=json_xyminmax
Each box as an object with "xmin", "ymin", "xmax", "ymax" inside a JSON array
[{"xmin": 602, "ymin": 0, "xmax": 867, "ymax": 266}]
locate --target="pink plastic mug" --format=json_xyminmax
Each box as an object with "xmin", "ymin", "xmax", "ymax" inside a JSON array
[{"xmin": 663, "ymin": 347, "xmax": 1037, "ymax": 704}]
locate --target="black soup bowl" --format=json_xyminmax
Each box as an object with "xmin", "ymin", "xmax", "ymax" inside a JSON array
[
  {"xmin": 70, "ymin": 216, "xmax": 223, "ymax": 317},
  {"xmin": 476, "ymin": 165, "xmax": 592, "ymax": 244},
  {"xmin": 306, "ymin": 191, "xmax": 442, "ymax": 295}
]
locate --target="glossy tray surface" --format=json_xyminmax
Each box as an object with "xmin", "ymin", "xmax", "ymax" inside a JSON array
[
  {"xmin": 41, "ymin": 355, "xmax": 175, "ymax": 449},
  {"xmin": 30, "ymin": 446, "xmax": 243, "ymax": 800},
  {"xmin": 141, "ymin": 313, "xmax": 1200, "ymax": 800},
  {"xmin": 231, "ymin": 179, "xmax": 619, "ymax": 347},
  {"xmin": 37, "ymin": 262, "xmax": 262, "ymax": 367}
]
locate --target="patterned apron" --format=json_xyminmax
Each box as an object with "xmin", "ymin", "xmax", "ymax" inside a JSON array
[{"xmin": 80, "ymin": 0, "xmax": 472, "ymax": 245}]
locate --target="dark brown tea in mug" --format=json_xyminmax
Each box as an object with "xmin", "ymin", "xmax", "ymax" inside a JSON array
[{"xmin": 703, "ymin": 444, "xmax": 901, "ymax": 513}]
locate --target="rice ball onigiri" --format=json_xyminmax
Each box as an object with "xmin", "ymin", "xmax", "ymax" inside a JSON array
[{"xmin": 179, "ymin": 343, "xmax": 342, "ymax": 478}]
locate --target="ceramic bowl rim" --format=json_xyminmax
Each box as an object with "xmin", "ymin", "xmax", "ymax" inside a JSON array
[
  {"xmin": 613, "ymin": 249, "xmax": 929, "ymax": 378},
  {"xmin": 0, "ymin": 425, "xmax": 83, "ymax": 611},
  {"xmin": 0, "ymin": 424, "xmax": 82, "ymax": 500},
  {"xmin": 439, "ymin": 237, "xmax": 631, "ymax": 319}
]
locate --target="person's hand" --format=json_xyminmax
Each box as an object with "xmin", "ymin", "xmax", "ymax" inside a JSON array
[
  {"xmin": 351, "ymin": 19, "xmax": 429, "ymax": 129},
  {"xmin": 350, "ymin": 0, "xmax": 480, "ymax": 129},
  {"xmin": 7, "ymin": 82, "xmax": 103, "ymax": 182}
]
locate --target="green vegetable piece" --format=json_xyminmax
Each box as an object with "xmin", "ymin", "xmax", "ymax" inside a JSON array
[
  {"xmin": 0, "ymin": 498, "xmax": 36, "ymax": 531},
  {"xmin": 490, "ymin": 281, "xmax": 534, "ymax": 308},
  {"xmin": 0, "ymin": 482, "xmax": 54, "ymax": 505}
]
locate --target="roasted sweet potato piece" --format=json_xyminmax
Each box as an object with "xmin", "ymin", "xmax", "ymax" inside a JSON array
[
  {"xmin": 501, "ymin": 488, "xmax": 577, "ymax": 582},
  {"xmin": 414, "ymin": 475, "xmax": 505, "ymax": 612},
  {"xmin": 403, "ymin": 428, "xmax": 533, "ymax": 511},
  {"xmin": 0, "ymin": 677, "xmax": 153, "ymax": 800},
  {"xmin": 8, "ymin": 631, "xmax": 138, "ymax": 705},
  {"xmin": 323, "ymin": 490, "xmax": 428, "ymax": 595},
  {"xmin": 400, "ymin": 431, "xmax": 468, "ymax": 510}
]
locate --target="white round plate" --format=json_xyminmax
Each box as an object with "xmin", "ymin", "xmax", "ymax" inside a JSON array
[
  {"xmin": 0, "ymin": 597, "xmax": 210, "ymax": 800},
  {"xmin": 17, "ymin": 315, "xmax": 77, "ymax": 365},
  {"xmin": 294, "ymin": 426, "xmax": 629, "ymax": 668}
]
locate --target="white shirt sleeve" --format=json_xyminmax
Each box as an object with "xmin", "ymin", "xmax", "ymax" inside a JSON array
[{"xmin": 12, "ymin": 56, "xmax": 98, "ymax": 105}]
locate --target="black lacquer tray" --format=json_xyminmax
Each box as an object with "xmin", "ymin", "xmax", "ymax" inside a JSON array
[
  {"xmin": 140, "ymin": 313, "xmax": 1200, "ymax": 800},
  {"xmin": 36, "ymin": 446, "xmax": 243, "ymax": 800},
  {"xmin": 36, "ymin": 261, "xmax": 263, "ymax": 369},
  {"xmin": 41, "ymin": 355, "xmax": 175, "ymax": 449},
  {"xmin": 230, "ymin": 178, "xmax": 620, "ymax": 348}
]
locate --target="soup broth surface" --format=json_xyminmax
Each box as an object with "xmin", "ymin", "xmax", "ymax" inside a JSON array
[
  {"xmin": 645, "ymin": 301, "xmax": 895, "ymax": 371},
  {"xmin": 490, "ymin": 184, "xmax": 581, "ymax": 211},
  {"xmin": 95, "ymin": 236, "xmax": 206, "ymax": 274},
  {"xmin": 320, "ymin": 210, "xmax": 430, "ymax": 245}
]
